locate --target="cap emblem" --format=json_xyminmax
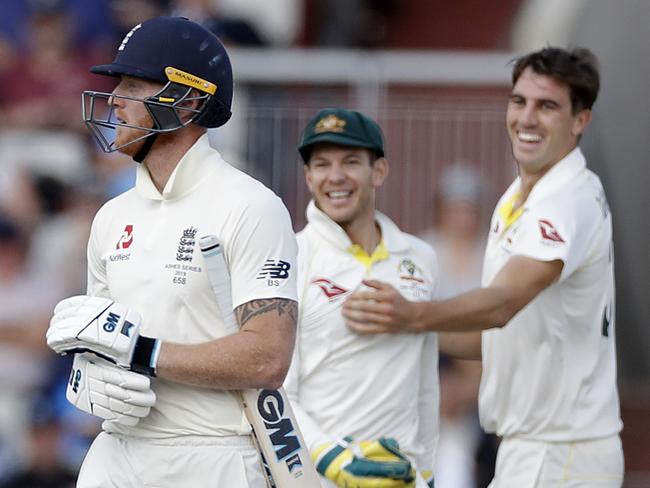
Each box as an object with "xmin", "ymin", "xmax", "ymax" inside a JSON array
[{"xmin": 314, "ymin": 114, "xmax": 346, "ymax": 134}]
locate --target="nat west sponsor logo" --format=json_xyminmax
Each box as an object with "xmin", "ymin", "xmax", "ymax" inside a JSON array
[
  {"xmin": 312, "ymin": 278, "xmax": 348, "ymax": 300},
  {"xmin": 257, "ymin": 390, "xmax": 304, "ymax": 472},
  {"xmin": 398, "ymin": 258, "xmax": 424, "ymax": 283},
  {"xmin": 538, "ymin": 219, "xmax": 565, "ymax": 243},
  {"xmin": 116, "ymin": 225, "xmax": 134, "ymax": 250},
  {"xmin": 176, "ymin": 227, "xmax": 197, "ymax": 262},
  {"xmin": 257, "ymin": 260, "xmax": 291, "ymax": 280}
]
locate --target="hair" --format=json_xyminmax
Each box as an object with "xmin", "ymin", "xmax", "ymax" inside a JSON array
[{"xmin": 511, "ymin": 47, "xmax": 600, "ymax": 113}]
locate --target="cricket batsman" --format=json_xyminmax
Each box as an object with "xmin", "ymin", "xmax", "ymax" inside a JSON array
[{"xmin": 45, "ymin": 17, "xmax": 299, "ymax": 487}]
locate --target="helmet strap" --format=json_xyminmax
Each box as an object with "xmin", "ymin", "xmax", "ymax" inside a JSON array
[{"xmin": 133, "ymin": 133, "xmax": 158, "ymax": 163}]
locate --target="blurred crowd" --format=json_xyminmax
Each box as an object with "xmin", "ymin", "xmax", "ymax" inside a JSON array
[
  {"xmin": 0, "ymin": 1, "xmax": 495, "ymax": 486},
  {"xmin": 0, "ymin": 0, "xmax": 280, "ymax": 484}
]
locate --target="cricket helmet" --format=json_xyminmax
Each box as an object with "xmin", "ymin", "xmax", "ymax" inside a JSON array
[{"xmin": 83, "ymin": 16, "xmax": 233, "ymax": 154}]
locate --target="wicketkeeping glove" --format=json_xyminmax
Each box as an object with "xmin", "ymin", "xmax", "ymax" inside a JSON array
[
  {"xmin": 312, "ymin": 437, "xmax": 416, "ymax": 488},
  {"xmin": 67, "ymin": 354, "xmax": 156, "ymax": 426},
  {"xmin": 47, "ymin": 296, "xmax": 160, "ymax": 376}
]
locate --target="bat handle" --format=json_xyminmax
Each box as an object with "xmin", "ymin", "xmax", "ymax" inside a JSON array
[{"xmin": 199, "ymin": 235, "xmax": 239, "ymax": 334}]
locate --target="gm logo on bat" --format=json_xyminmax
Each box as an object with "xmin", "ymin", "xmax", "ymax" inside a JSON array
[{"xmin": 257, "ymin": 390, "xmax": 305, "ymax": 473}]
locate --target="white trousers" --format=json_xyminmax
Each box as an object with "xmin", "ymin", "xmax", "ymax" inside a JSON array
[
  {"xmin": 488, "ymin": 434, "xmax": 624, "ymax": 488},
  {"xmin": 77, "ymin": 431, "xmax": 268, "ymax": 488}
]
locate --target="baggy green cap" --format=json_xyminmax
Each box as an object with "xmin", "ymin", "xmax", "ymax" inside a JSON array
[{"xmin": 298, "ymin": 108, "xmax": 385, "ymax": 163}]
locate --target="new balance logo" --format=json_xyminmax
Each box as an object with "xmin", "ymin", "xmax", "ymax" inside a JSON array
[{"xmin": 257, "ymin": 260, "xmax": 291, "ymax": 280}]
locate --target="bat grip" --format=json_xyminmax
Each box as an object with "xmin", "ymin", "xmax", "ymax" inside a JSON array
[{"xmin": 199, "ymin": 235, "xmax": 239, "ymax": 334}]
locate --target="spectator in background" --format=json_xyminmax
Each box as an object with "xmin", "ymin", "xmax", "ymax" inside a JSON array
[
  {"xmin": 0, "ymin": 392, "xmax": 77, "ymax": 488},
  {"xmin": 91, "ymin": 150, "xmax": 137, "ymax": 199},
  {"xmin": 108, "ymin": 0, "xmax": 170, "ymax": 39},
  {"xmin": 170, "ymin": 0, "xmax": 265, "ymax": 45},
  {"xmin": 0, "ymin": 4, "xmax": 113, "ymax": 131},
  {"xmin": 420, "ymin": 165, "xmax": 486, "ymax": 299},
  {"xmin": 0, "ymin": 0, "xmax": 114, "ymax": 54},
  {"xmin": 302, "ymin": 0, "xmax": 397, "ymax": 47},
  {"xmin": 419, "ymin": 164, "xmax": 495, "ymax": 488},
  {"xmin": 0, "ymin": 215, "xmax": 62, "ymax": 482},
  {"xmin": 26, "ymin": 173, "xmax": 105, "ymax": 297}
]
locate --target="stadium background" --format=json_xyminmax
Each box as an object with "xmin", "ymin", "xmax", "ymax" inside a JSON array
[{"xmin": 0, "ymin": 0, "xmax": 647, "ymax": 486}]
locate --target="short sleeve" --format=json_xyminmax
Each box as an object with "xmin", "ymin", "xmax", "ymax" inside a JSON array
[
  {"xmin": 225, "ymin": 193, "xmax": 298, "ymax": 308},
  {"xmin": 511, "ymin": 200, "xmax": 599, "ymax": 281}
]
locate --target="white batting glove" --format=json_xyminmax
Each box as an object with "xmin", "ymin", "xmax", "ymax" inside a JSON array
[
  {"xmin": 67, "ymin": 354, "xmax": 156, "ymax": 426},
  {"xmin": 47, "ymin": 296, "xmax": 160, "ymax": 376}
]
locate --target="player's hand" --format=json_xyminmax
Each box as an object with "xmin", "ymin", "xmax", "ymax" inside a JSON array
[
  {"xmin": 47, "ymin": 296, "xmax": 159, "ymax": 376},
  {"xmin": 67, "ymin": 353, "xmax": 156, "ymax": 426},
  {"xmin": 342, "ymin": 280, "xmax": 422, "ymax": 334},
  {"xmin": 312, "ymin": 437, "xmax": 416, "ymax": 488}
]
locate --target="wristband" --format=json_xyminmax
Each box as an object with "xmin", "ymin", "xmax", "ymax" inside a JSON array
[{"xmin": 130, "ymin": 336, "xmax": 161, "ymax": 376}]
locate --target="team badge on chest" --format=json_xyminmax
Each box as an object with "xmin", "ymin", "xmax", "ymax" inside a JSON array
[
  {"xmin": 164, "ymin": 226, "xmax": 202, "ymax": 286},
  {"xmin": 176, "ymin": 227, "xmax": 197, "ymax": 262},
  {"xmin": 397, "ymin": 258, "xmax": 430, "ymax": 299}
]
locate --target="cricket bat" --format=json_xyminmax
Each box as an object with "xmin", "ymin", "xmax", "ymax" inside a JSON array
[{"xmin": 199, "ymin": 235, "xmax": 321, "ymax": 488}]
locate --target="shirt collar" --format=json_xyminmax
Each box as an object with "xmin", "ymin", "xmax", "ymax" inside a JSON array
[
  {"xmin": 305, "ymin": 199, "xmax": 410, "ymax": 253},
  {"xmin": 135, "ymin": 133, "xmax": 216, "ymax": 201},
  {"xmin": 494, "ymin": 147, "xmax": 586, "ymax": 235},
  {"xmin": 523, "ymin": 146, "xmax": 587, "ymax": 206}
]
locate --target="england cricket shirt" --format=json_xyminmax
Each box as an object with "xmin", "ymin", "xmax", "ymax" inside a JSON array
[{"xmin": 86, "ymin": 134, "xmax": 298, "ymax": 438}]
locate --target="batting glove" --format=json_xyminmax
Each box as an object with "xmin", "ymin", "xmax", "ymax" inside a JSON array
[
  {"xmin": 422, "ymin": 471, "xmax": 435, "ymax": 487},
  {"xmin": 312, "ymin": 437, "xmax": 416, "ymax": 488},
  {"xmin": 67, "ymin": 353, "xmax": 156, "ymax": 426},
  {"xmin": 47, "ymin": 296, "xmax": 160, "ymax": 376}
]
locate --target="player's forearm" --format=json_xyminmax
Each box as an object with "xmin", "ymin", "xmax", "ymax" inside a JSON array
[
  {"xmin": 413, "ymin": 286, "xmax": 520, "ymax": 333},
  {"xmin": 438, "ymin": 331, "xmax": 482, "ymax": 359},
  {"xmin": 156, "ymin": 328, "xmax": 294, "ymax": 390}
]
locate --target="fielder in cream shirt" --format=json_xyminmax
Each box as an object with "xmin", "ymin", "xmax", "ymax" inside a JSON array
[
  {"xmin": 285, "ymin": 108, "xmax": 439, "ymax": 488},
  {"xmin": 343, "ymin": 47, "xmax": 624, "ymax": 488}
]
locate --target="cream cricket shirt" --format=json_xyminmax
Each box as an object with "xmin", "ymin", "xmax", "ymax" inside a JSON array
[
  {"xmin": 86, "ymin": 134, "xmax": 298, "ymax": 438},
  {"xmin": 285, "ymin": 201, "xmax": 440, "ymax": 475},
  {"xmin": 479, "ymin": 147, "xmax": 622, "ymax": 441}
]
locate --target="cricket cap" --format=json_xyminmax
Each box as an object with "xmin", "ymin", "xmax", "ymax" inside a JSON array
[{"xmin": 298, "ymin": 108, "xmax": 385, "ymax": 163}]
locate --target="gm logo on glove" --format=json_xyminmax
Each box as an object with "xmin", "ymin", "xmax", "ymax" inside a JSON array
[
  {"xmin": 103, "ymin": 312, "xmax": 121, "ymax": 332},
  {"xmin": 103, "ymin": 311, "xmax": 135, "ymax": 338}
]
